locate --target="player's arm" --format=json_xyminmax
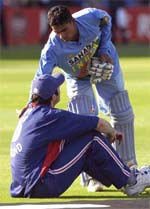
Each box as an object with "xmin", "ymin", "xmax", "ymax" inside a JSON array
[
  {"xmin": 94, "ymin": 8, "xmax": 113, "ymax": 61},
  {"xmin": 37, "ymin": 44, "xmax": 57, "ymax": 75},
  {"xmin": 96, "ymin": 118, "xmax": 115, "ymax": 136},
  {"xmin": 88, "ymin": 9, "xmax": 114, "ymax": 83},
  {"xmin": 50, "ymin": 110, "xmax": 122, "ymax": 144}
]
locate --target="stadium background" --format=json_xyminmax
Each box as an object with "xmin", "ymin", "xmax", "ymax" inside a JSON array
[{"xmin": 0, "ymin": 0, "xmax": 150, "ymax": 47}]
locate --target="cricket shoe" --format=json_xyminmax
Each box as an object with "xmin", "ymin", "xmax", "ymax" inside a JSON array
[
  {"xmin": 87, "ymin": 179, "xmax": 103, "ymax": 192},
  {"xmin": 139, "ymin": 165, "xmax": 150, "ymax": 187},
  {"xmin": 124, "ymin": 169, "xmax": 150, "ymax": 196}
]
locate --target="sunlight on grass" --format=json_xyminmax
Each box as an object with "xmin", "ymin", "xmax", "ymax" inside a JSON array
[{"xmin": 0, "ymin": 57, "xmax": 150, "ymax": 203}]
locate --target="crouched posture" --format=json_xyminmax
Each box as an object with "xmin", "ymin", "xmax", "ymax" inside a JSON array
[{"xmin": 10, "ymin": 74, "xmax": 150, "ymax": 198}]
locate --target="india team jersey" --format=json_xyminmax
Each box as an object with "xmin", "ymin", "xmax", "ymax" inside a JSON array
[{"xmin": 36, "ymin": 8, "xmax": 113, "ymax": 79}]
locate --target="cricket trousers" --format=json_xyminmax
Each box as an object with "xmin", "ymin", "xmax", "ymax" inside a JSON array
[{"xmin": 30, "ymin": 132, "xmax": 131, "ymax": 198}]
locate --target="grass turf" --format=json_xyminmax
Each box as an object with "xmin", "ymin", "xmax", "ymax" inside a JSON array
[{"xmin": 0, "ymin": 45, "xmax": 150, "ymax": 203}]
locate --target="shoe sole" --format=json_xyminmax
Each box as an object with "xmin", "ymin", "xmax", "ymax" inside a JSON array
[{"xmin": 126, "ymin": 183, "xmax": 147, "ymax": 196}]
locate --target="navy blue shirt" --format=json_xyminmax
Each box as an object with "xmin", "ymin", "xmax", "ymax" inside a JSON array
[{"xmin": 10, "ymin": 105, "xmax": 98, "ymax": 197}]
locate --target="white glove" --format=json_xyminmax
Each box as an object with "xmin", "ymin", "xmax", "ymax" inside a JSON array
[{"xmin": 88, "ymin": 57, "xmax": 114, "ymax": 84}]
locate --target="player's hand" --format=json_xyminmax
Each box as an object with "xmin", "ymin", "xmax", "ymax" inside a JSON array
[
  {"xmin": 88, "ymin": 57, "xmax": 114, "ymax": 84},
  {"xmin": 96, "ymin": 118, "xmax": 123, "ymax": 144},
  {"xmin": 99, "ymin": 54, "xmax": 113, "ymax": 64},
  {"xmin": 105, "ymin": 131, "xmax": 123, "ymax": 144}
]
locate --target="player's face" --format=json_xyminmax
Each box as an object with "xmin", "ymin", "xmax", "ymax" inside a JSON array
[
  {"xmin": 52, "ymin": 20, "xmax": 79, "ymax": 42},
  {"xmin": 56, "ymin": 88, "xmax": 60, "ymax": 104}
]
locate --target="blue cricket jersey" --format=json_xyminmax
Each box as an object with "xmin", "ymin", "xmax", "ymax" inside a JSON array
[
  {"xmin": 10, "ymin": 105, "xmax": 98, "ymax": 197},
  {"xmin": 36, "ymin": 8, "xmax": 118, "ymax": 80}
]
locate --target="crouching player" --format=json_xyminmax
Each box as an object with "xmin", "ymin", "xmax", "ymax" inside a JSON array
[{"xmin": 10, "ymin": 74, "xmax": 150, "ymax": 198}]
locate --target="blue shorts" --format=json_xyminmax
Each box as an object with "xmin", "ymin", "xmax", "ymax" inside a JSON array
[{"xmin": 66, "ymin": 69, "xmax": 125, "ymax": 116}]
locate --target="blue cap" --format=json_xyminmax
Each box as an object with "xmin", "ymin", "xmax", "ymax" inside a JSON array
[{"xmin": 31, "ymin": 73, "xmax": 65, "ymax": 100}]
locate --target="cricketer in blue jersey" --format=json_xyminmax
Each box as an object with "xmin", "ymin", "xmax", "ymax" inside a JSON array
[
  {"xmin": 10, "ymin": 73, "xmax": 150, "ymax": 198},
  {"xmin": 20, "ymin": 5, "xmax": 141, "ymax": 191}
]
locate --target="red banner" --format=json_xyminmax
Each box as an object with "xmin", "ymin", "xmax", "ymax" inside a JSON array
[
  {"xmin": 3, "ymin": 6, "xmax": 150, "ymax": 46},
  {"xmin": 112, "ymin": 7, "xmax": 150, "ymax": 43},
  {"xmin": 127, "ymin": 7, "xmax": 150, "ymax": 42},
  {"xmin": 4, "ymin": 7, "xmax": 41, "ymax": 45}
]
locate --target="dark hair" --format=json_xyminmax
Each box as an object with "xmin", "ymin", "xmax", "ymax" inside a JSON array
[
  {"xmin": 47, "ymin": 5, "xmax": 73, "ymax": 27},
  {"xmin": 31, "ymin": 90, "xmax": 59, "ymax": 105}
]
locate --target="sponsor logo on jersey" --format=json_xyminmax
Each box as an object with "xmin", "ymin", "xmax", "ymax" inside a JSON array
[{"xmin": 67, "ymin": 36, "xmax": 99, "ymax": 78}]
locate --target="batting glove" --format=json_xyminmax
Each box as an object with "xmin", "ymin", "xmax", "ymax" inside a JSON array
[{"xmin": 88, "ymin": 57, "xmax": 114, "ymax": 84}]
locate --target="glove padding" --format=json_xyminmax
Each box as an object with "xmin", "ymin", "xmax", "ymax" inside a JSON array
[{"xmin": 88, "ymin": 57, "xmax": 114, "ymax": 84}]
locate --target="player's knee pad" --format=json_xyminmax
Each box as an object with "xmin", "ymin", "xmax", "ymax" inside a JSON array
[
  {"xmin": 68, "ymin": 95, "xmax": 98, "ymax": 116},
  {"xmin": 109, "ymin": 90, "xmax": 137, "ymax": 166},
  {"xmin": 110, "ymin": 90, "xmax": 134, "ymax": 125}
]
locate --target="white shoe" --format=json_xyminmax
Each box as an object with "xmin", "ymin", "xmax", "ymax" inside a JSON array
[
  {"xmin": 139, "ymin": 165, "xmax": 150, "ymax": 187},
  {"xmin": 87, "ymin": 179, "xmax": 103, "ymax": 192},
  {"xmin": 124, "ymin": 170, "xmax": 150, "ymax": 196}
]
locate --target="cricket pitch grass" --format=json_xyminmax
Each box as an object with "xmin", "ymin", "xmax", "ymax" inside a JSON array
[{"xmin": 0, "ymin": 44, "xmax": 150, "ymax": 208}]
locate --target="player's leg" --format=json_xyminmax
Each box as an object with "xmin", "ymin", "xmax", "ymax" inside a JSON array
[
  {"xmin": 29, "ymin": 132, "xmax": 106, "ymax": 197},
  {"xmin": 30, "ymin": 132, "xmax": 150, "ymax": 198},
  {"xmin": 95, "ymin": 68, "xmax": 137, "ymax": 168},
  {"xmin": 66, "ymin": 78, "xmax": 102, "ymax": 190},
  {"xmin": 84, "ymin": 133, "xmax": 150, "ymax": 196},
  {"xmin": 84, "ymin": 133, "xmax": 131, "ymax": 189},
  {"xmin": 67, "ymin": 79, "xmax": 98, "ymax": 116},
  {"xmin": 110, "ymin": 90, "xmax": 137, "ymax": 166},
  {"xmin": 29, "ymin": 132, "xmax": 129, "ymax": 198}
]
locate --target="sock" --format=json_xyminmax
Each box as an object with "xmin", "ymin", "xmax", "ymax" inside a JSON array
[{"xmin": 126, "ymin": 168, "xmax": 138, "ymax": 186}]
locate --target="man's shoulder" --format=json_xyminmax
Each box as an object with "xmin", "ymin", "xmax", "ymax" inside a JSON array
[
  {"xmin": 49, "ymin": 32, "xmax": 60, "ymax": 46},
  {"xmin": 72, "ymin": 7, "xmax": 97, "ymax": 19},
  {"xmin": 42, "ymin": 32, "xmax": 62, "ymax": 54}
]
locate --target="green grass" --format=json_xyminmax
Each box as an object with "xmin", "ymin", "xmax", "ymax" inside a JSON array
[
  {"xmin": 0, "ymin": 52, "xmax": 150, "ymax": 203},
  {"xmin": 0, "ymin": 43, "xmax": 149, "ymax": 60}
]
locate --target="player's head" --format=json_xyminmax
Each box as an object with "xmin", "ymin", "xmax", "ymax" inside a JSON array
[
  {"xmin": 31, "ymin": 73, "xmax": 65, "ymax": 106},
  {"xmin": 48, "ymin": 5, "xmax": 73, "ymax": 27},
  {"xmin": 47, "ymin": 5, "xmax": 79, "ymax": 42}
]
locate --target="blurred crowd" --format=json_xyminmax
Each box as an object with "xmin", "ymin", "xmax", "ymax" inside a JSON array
[
  {"xmin": 0, "ymin": 0, "xmax": 149, "ymax": 46},
  {"xmin": 2, "ymin": 0, "xmax": 150, "ymax": 7}
]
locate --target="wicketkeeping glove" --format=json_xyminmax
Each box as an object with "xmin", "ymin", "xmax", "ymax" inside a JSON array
[{"xmin": 88, "ymin": 57, "xmax": 114, "ymax": 84}]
